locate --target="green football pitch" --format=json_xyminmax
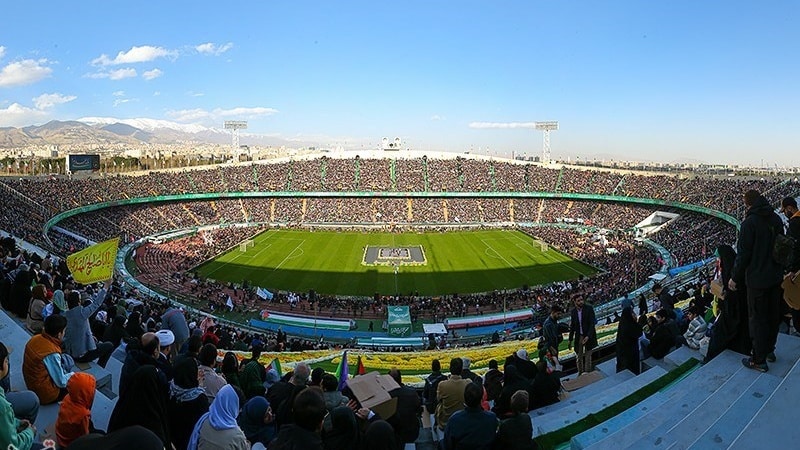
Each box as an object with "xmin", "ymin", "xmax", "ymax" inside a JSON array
[{"xmin": 194, "ymin": 229, "xmax": 597, "ymax": 296}]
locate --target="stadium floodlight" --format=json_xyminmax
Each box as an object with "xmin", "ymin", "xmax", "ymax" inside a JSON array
[
  {"xmin": 223, "ymin": 120, "xmax": 248, "ymax": 150},
  {"xmin": 535, "ymin": 121, "xmax": 558, "ymax": 163}
]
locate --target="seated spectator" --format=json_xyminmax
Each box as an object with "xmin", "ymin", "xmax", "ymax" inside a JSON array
[
  {"xmin": 495, "ymin": 390, "xmax": 537, "ymax": 450},
  {"xmin": 529, "ymin": 360, "xmax": 560, "ymax": 410},
  {"xmin": 108, "ymin": 366, "xmax": 172, "ymax": 449},
  {"xmin": 0, "ymin": 342, "xmax": 40, "ymax": 450},
  {"xmin": 436, "ymin": 358, "xmax": 471, "ymax": 431},
  {"xmin": 387, "ymin": 368, "xmax": 422, "ymax": 447},
  {"xmin": 423, "ymin": 359, "xmax": 447, "ymax": 417},
  {"xmin": 442, "ymin": 381, "xmax": 497, "ymax": 450},
  {"xmin": 25, "ymin": 284, "xmax": 47, "ymax": 334},
  {"xmin": 68, "ymin": 425, "xmax": 164, "ymax": 450},
  {"xmin": 269, "ymin": 387, "xmax": 326, "ymax": 450},
  {"xmin": 275, "ymin": 363, "xmax": 310, "ymax": 429},
  {"xmin": 646, "ymin": 309, "xmax": 681, "ymax": 359},
  {"xmin": 23, "ymin": 314, "xmax": 74, "ymax": 404},
  {"xmin": 119, "ymin": 332, "xmax": 165, "ymax": 396},
  {"xmin": 483, "ymin": 360, "xmax": 504, "ymax": 409},
  {"xmin": 361, "ymin": 420, "xmax": 398, "ymax": 450},
  {"xmin": 240, "ymin": 348, "xmax": 267, "ymax": 400},
  {"xmin": 187, "ymin": 384, "xmax": 249, "ymax": 450},
  {"xmin": 238, "ymin": 396, "xmax": 276, "ymax": 448},
  {"xmin": 55, "ymin": 373, "xmax": 98, "ymax": 448},
  {"xmin": 62, "ymin": 280, "xmax": 114, "ymax": 368},
  {"xmin": 322, "ymin": 406, "xmax": 360, "ymax": 450},
  {"xmin": 199, "ymin": 343, "xmax": 227, "ymax": 400},
  {"xmin": 169, "ymin": 356, "xmax": 210, "ymax": 450},
  {"xmin": 221, "ymin": 352, "xmax": 242, "ymax": 390},
  {"xmin": 154, "ymin": 329, "xmax": 176, "ymax": 381},
  {"xmin": 322, "ymin": 373, "xmax": 348, "ymax": 418},
  {"xmin": 202, "ymin": 326, "xmax": 220, "ymax": 346},
  {"xmin": 102, "ymin": 315, "xmax": 130, "ymax": 349},
  {"xmin": 493, "ymin": 365, "xmax": 527, "ymax": 418},
  {"xmin": 679, "ymin": 306, "xmax": 708, "ymax": 350}
]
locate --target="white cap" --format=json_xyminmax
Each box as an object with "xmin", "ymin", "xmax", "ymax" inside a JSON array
[
  {"xmin": 516, "ymin": 348, "xmax": 528, "ymax": 360},
  {"xmin": 155, "ymin": 329, "xmax": 175, "ymax": 347}
]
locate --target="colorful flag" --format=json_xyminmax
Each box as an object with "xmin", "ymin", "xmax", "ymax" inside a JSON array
[
  {"xmin": 356, "ymin": 355, "xmax": 366, "ymax": 376},
  {"xmin": 256, "ymin": 287, "xmax": 273, "ymax": 301},
  {"xmin": 65, "ymin": 238, "xmax": 119, "ymax": 284},
  {"xmin": 267, "ymin": 358, "xmax": 283, "ymax": 377},
  {"xmin": 334, "ymin": 350, "xmax": 349, "ymax": 390}
]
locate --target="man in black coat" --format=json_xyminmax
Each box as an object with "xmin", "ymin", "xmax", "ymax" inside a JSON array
[
  {"xmin": 781, "ymin": 197, "xmax": 800, "ymax": 333},
  {"xmin": 387, "ymin": 368, "xmax": 422, "ymax": 446},
  {"xmin": 731, "ymin": 191, "xmax": 785, "ymax": 372},
  {"xmin": 568, "ymin": 296, "xmax": 598, "ymax": 374}
]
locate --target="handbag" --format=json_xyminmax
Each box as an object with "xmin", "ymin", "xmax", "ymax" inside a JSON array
[{"xmin": 782, "ymin": 271, "xmax": 800, "ymax": 310}]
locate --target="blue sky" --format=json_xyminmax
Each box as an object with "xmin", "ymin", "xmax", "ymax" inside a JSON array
[{"xmin": 1, "ymin": 1, "xmax": 798, "ymax": 166}]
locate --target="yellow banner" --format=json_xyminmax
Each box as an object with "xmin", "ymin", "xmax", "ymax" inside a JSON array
[{"xmin": 66, "ymin": 238, "xmax": 119, "ymax": 284}]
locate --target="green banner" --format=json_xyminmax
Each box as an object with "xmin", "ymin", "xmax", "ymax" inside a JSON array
[{"xmin": 387, "ymin": 305, "xmax": 412, "ymax": 337}]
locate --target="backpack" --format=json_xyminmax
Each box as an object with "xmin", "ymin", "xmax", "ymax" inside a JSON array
[
  {"xmin": 771, "ymin": 225, "xmax": 796, "ymax": 268},
  {"xmin": 423, "ymin": 372, "xmax": 446, "ymax": 413}
]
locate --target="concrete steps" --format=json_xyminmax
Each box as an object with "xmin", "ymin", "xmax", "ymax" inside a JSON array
[
  {"xmin": 566, "ymin": 333, "xmax": 800, "ymax": 450},
  {"xmin": 531, "ymin": 370, "xmax": 635, "ymax": 418},
  {"xmin": 534, "ymin": 366, "xmax": 668, "ymax": 436}
]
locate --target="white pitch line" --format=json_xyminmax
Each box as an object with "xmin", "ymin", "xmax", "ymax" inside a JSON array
[
  {"xmin": 481, "ymin": 238, "xmax": 525, "ymax": 274},
  {"xmin": 506, "ymin": 230, "xmax": 592, "ymax": 277},
  {"xmin": 273, "ymin": 239, "xmax": 306, "ymax": 271}
]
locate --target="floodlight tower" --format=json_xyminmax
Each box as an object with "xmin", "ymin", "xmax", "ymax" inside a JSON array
[
  {"xmin": 535, "ymin": 121, "xmax": 558, "ymax": 163},
  {"xmin": 223, "ymin": 120, "xmax": 248, "ymax": 150}
]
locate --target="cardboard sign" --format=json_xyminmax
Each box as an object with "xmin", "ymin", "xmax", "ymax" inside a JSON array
[{"xmin": 346, "ymin": 371, "xmax": 400, "ymax": 419}]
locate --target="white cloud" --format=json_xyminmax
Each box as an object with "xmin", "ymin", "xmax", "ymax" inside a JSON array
[
  {"xmin": 113, "ymin": 98, "xmax": 131, "ymax": 107},
  {"xmin": 0, "ymin": 102, "xmax": 49, "ymax": 126},
  {"xmin": 186, "ymin": 91, "xmax": 205, "ymax": 97},
  {"xmin": 112, "ymin": 90, "xmax": 126, "ymax": 97},
  {"xmin": 0, "ymin": 46, "xmax": 5, "ymax": 60},
  {"xmin": 92, "ymin": 45, "xmax": 177, "ymax": 66},
  {"xmin": 142, "ymin": 68, "xmax": 163, "ymax": 80},
  {"xmin": 33, "ymin": 93, "xmax": 76, "ymax": 110},
  {"xmin": 88, "ymin": 68, "xmax": 138, "ymax": 80},
  {"xmin": 166, "ymin": 108, "xmax": 212, "ymax": 122},
  {"xmin": 0, "ymin": 59, "xmax": 53, "ymax": 87},
  {"xmin": 195, "ymin": 42, "xmax": 234, "ymax": 56},
  {"xmin": 216, "ymin": 107, "xmax": 278, "ymax": 117},
  {"xmin": 468, "ymin": 121, "xmax": 539, "ymax": 129},
  {"xmin": 165, "ymin": 106, "xmax": 278, "ymax": 123},
  {"xmin": 430, "ymin": 115, "xmax": 445, "ymax": 121}
]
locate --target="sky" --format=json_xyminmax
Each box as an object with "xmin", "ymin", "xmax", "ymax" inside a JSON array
[{"xmin": 0, "ymin": 1, "xmax": 798, "ymax": 166}]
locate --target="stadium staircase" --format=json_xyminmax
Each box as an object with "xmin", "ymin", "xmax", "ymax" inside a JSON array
[
  {"xmin": 185, "ymin": 171, "xmax": 198, "ymax": 191},
  {"xmin": 320, "ymin": 157, "xmax": 327, "ymax": 190},
  {"xmin": 509, "ymin": 199, "xmax": 515, "ymax": 222},
  {"xmin": 354, "ymin": 158, "xmax": 361, "ymax": 191},
  {"xmin": 554, "ymin": 167, "xmax": 565, "ymax": 192},
  {"xmin": 489, "ymin": 162, "xmax": 497, "ymax": 191},
  {"xmin": 422, "ymin": 158, "xmax": 430, "ymax": 192},
  {"xmin": 442, "ymin": 199, "xmax": 448, "ymax": 222},
  {"xmin": 390, "ymin": 159, "xmax": 397, "ymax": 191},
  {"xmin": 285, "ymin": 161, "xmax": 293, "ymax": 191},
  {"xmin": 611, "ymin": 175, "xmax": 626, "ymax": 195}
]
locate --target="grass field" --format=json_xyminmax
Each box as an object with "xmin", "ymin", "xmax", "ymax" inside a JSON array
[{"xmin": 194, "ymin": 229, "xmax": 597, "ymax": 296}]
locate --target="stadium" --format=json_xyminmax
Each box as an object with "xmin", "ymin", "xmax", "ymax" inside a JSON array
[{"xmin": 2, "ymin": 148, "xmax": 799, "ymax": 448}]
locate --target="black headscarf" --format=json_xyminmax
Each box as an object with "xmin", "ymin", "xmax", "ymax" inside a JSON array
[
  {"xmin": 68, "ymin": 426, "xmax": 164, "ymax": 450},
  {"xmin": 108, "ymin": 365, "xmax": 172, "ymax": 447},
  {"xmin": 323, "ymin": 406, "xmax": 360, "ymax": 450},
  {"xmin": 716, "ymin": 244, "xmax": 737, "ymax": 287}
]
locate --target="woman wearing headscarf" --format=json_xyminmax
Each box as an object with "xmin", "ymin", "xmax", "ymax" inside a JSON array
[
  {"xmin": 361, "ymin": 420, "xmax": 398, "ymax": 450},
  {"xmin": 615, "ymin": 306, "xmax": 643, "ymax": 374},
  {"xmin": 168, "ymin": 357, "xmax": 209, "ymax": 450},
  {"xmin": 125, "ymin": 311, "xmax": 144, "ymax": 340},
  {"xmin": 68, "ymin": 426, "xmax": 164, "ymax": 450},
  {"xmin": 322, "ymin": 406, "xmax": 360, "ymax": 450},
  {"xmin": 221, "ymin": 352, "xmax": 241, "ymax": 390},
  {"xmin": 43, "ymin": 289, "xmax": 65, "ymax": 320},
  {"xmin": 187, "ymin": 384, "xmax": 248, "ymax": 450},
  {"xmin": 55, "ymin": 372, "xmax": 98, "ymax": 448},
  {"xmin": 238, "ymin": 396, "xmax": 276, "ymax": 448},
  {"xmin": 103, "ymin": 315, "xmax": 131, "ymax": 349},
  {"xmin": 108, "ymin": 365, "xmax": 172, "ymax": 448},
  {"xmin": 493, "ymin": 365, "xmax": 528, "ymax": 418},
  {"xmin": 26, "ymin": 285, "xmax": 47, "ymax": 334},
  {"xmin": 10, "ymin": 264, "xmax": 32, "ymax": 318},
  {"xmin": 705, "ymin": 245, "xmax": 752, "ymax": 362}
]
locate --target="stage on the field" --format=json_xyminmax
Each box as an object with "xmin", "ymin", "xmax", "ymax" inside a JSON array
[{"xmin": 194, "ymin": 229, "xmax": 597, "ymax": 296}]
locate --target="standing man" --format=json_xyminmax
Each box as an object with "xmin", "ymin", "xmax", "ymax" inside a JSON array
[
  {"xmin": 161, "ymin": 305, "xmax": 189, "ymax": 356},
  {"xmin": 62, "ymin": 280, "xmax": 114, "ymax": 368},
  {"xmin": 781, "ymin": 196, "xmax": 800, "ymax": 333},
  {"xmin": 568, "ymin": 296, "xmax": 598, "ymax": 374},
  {"xmin": 542, "ymin": 305, "xmax": 564, "ymax": 363},
  {"xmin": 731, "ymin": 190, "xmax": 784, "ymax": 372}
]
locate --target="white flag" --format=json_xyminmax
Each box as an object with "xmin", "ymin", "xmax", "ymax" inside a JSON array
[{"xmin": 226, "ymin": 296, "xmax": 234, "ymax": 311}]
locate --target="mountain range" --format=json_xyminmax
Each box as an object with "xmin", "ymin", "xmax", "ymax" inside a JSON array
[{"xmin": 0, "ymin": 118, "xmax": 289, "ymax": 149}]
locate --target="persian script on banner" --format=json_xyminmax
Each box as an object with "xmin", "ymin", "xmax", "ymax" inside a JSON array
[{"xmin": 66, "ymin": 238, "xmax": 119, "ymax": 284}]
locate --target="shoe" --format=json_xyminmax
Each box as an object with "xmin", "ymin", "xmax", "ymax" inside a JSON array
[
  {"xmin": 742, "ymin": 357, "xmax": 769, "ymax": 373},
  {"xmin": 766, "ymin": 352, "xmax": 776, "ymax": 362}
]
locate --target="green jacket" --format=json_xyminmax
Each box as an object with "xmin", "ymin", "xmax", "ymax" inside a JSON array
[{"xmin": 0, "ymin": 388, "xmax": 34, "ymax": 450}]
